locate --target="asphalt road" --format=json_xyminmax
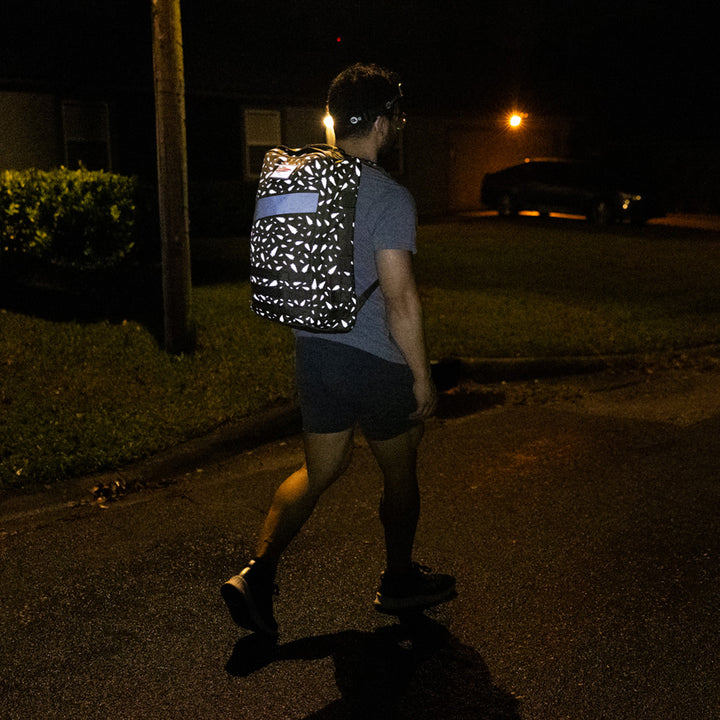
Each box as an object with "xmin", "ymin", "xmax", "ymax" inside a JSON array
[{"xmin": 1, "ymin": 364, "xmax": 719, "ymax": 719}]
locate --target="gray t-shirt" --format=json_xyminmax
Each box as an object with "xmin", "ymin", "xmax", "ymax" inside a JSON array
[{"xmin": 295, "ymin": 163, "xmax": 417, "ymax": 364}]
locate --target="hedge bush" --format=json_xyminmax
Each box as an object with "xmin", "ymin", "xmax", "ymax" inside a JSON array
[{"xmin": 0, "ymin": 167, "xmax": 140, "ymax": 270}]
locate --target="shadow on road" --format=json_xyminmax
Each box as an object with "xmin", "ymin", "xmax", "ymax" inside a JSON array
[{"xmin": 226, "ymin": 614, "xmax": 521, "ymax": 719}]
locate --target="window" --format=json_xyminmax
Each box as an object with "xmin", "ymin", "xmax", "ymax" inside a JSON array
[
  {"xmin": 244, "ymin": 109, "xmax": 281, "ymax": 178},
  {"xmin": 62, "ymin": 101, "xmax": 111, "ymax": 170}
]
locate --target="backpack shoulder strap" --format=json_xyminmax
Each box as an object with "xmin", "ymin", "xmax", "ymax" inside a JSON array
[{"xmin": 357, "ymin": 279, "xmax": 379, "ymax": 308}]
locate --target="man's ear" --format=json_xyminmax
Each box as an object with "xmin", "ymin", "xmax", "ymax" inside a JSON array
[{"xmin": 373, "ymin": 114, "xmax": 389, "ymax": 135}]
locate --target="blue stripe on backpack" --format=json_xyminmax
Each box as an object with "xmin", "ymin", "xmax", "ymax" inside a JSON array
[{"xmin": 253, "ymin": 192, "xmax": 319, "ymax": 221}]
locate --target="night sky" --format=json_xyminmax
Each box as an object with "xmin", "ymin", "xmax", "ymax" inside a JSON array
[
  {"xmin": 1, "ymin": 0, "xmax": 716, "ymax": 145},
  {"xmin": 180, "ymin": 0, "xmax": 716, "ymax": 141}
]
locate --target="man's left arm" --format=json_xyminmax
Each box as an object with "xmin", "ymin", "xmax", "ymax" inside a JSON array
[{"xmin": 376, "ymin": 248, "xmax": 436, "ymax": 419}]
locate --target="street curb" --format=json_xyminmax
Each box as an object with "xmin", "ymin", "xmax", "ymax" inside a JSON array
[
  {"xmin": 436, "ymin": 344, "xmax": 720, "ymax": 387},
  {"xmin": 0, "ymin": 404, "xmax": 302, "ymax": 523},
  {"xmin": 2, "ymin": 344, "xmax": 719, "ymax": 519}
]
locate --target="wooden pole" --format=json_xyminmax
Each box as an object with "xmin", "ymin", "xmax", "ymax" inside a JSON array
[{"xmin": 151, "ymin": 0, "xmax": 194, "ymax": 353}]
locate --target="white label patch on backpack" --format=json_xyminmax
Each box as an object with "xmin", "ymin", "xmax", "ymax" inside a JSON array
[
  {"xmin": 269, "ymin": 161, "xmax": 298, "ymax": 179},
  {"xmin": 249, "ymin": 145, "xmax": 372, "ymax": 333}
]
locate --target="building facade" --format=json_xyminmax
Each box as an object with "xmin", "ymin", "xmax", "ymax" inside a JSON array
[{"xmin": 1, "ymin": 85, "xmax": 572, "ymax": 233}]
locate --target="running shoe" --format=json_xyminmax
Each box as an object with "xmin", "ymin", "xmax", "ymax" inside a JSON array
[
  {"xmin": 221, "ymin": 559, "xmax": 279, "ymax": 637},
  {"xmin": 374, "ymin": 563, "xmax": 457, "ymax": 615}
]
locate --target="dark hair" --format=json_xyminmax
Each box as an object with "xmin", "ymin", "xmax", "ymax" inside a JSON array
[{"xmin": 327, "ymin": 63, "xmax": 401, "ymax": 140}]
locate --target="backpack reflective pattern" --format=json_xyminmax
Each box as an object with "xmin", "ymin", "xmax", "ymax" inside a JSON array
[{"xmin": 249, "ymin": 145, "xmax": 369, "ymax": 332}]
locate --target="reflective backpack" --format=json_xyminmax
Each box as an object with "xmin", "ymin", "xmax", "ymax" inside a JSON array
[{"xmin": 249, "ymin": 144, "xmax": 378, "ymax": 332}]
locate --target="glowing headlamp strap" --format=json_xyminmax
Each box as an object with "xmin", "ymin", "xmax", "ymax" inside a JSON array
[{"xmin": 349, "ymin": 83, "xmax": 403, "ymax": 125}]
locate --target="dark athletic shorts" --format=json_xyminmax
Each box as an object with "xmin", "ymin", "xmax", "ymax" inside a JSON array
[{"xmin": 295, "ymin": 336, "xmax": 416, "ymax": 441}]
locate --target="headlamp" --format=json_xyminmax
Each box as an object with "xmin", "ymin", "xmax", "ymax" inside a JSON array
[{"xmin": 349, "ymin": 83, "xmax": 404, "ymax": 125}]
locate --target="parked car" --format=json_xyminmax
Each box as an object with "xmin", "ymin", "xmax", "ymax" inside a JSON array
[{"xmin": 480, "ymin": 158, "xmax": 666, "ymax": 225}]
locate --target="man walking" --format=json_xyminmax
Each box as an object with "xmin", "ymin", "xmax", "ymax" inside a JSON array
[{"xmin": 222, "ymin": 63, "xmax": 456, "ymax": 637}]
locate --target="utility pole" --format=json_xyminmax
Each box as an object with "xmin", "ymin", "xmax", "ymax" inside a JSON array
[{"xmin": 151, "ymin": 0, "xmax": 194, "ymax": 353}]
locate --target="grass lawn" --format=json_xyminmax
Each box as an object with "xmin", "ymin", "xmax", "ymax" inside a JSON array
[
  {"xmin": 2, "ymin": 217, "xmax": 720, "ymax": 492},
  {"xmin": 418, "ymin": 218, "xmax": 720, "ymax": 358}
]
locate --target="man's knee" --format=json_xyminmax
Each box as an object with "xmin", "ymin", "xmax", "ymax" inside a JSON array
[
  {"xmin": 303, "ymin": 429, "xmax": 354, "ymax": 490},
  {"xmin": 368, "ymin": 425, "xmax": 424, "ymax": 484},
  {"xmin": 337, "ymin": 440, "xmax": 353, "ymax": 475},
  {"xmin": 408, "ymin": 421, "xmax": 424, "ymax": 450}
]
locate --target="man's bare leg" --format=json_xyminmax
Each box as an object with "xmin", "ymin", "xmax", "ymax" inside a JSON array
[
  {"xmin": 367, "ymin": 423, "xmax": 424, "ymax": 577},
  {"xmin": 222, "ymin": 428, "xmax": 354, "ymax": 635},
  {"xmin": 254, "ymin": 428, "xmax": 355, "ymax": 573},
  {"xmin": 369, "ymin": 423, "xmax": 456, "ymax": 614}
]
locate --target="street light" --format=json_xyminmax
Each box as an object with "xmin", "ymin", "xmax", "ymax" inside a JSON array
[{"xmin": 508, "ymin": 112, "xmax": 528, "ymax": 129}]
